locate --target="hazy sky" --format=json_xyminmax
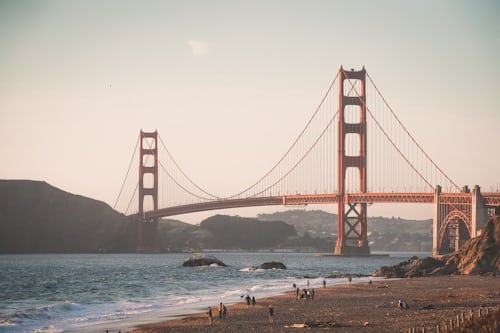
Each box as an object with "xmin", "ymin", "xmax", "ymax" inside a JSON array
[{"xmin": 1, "ymin": 0, "xmax": 499, "ymax": 223}]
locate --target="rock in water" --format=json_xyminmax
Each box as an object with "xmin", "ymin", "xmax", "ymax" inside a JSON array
[
  {"xmin": 258, "ymin": 261, "xmax": 287, "ymax": 270},
  {"xmin": 182, "ymin": 254, "xmax": 227, "ymax": 267}
]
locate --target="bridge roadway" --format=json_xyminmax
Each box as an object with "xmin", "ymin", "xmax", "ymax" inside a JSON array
[
  {"xmin": 132, "ymin": 192, "xmax": 500, "ymax": 220},
  {"xmin": 135, "ymin": 192, "xmax": 500, "ymax": 220}
]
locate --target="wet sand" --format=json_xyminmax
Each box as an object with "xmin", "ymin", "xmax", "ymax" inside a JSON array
[{"xmin": 128, "ymin": 275, "xmax": 500, "ymax": 333}]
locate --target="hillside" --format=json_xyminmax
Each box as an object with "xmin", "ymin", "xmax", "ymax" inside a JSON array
[
  {"xmin": 0, "ymin": 180, "xmax": 136, "ymax": 253},
  {"xmin": 200, "ymin": 215, "xmax": 297, "ymax": 249},
  {"xmin": 258, "ymin": 209, "xmax": 432, "ymax": 251},
  {"xmin": 158, "ymin": 215, "xmax": 297, "ymax": 251}
]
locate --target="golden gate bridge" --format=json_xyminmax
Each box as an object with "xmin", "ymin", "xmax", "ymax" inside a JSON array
[{"xmin": 114, "ymin": 66, "xmax": 500, "ymax": 255}]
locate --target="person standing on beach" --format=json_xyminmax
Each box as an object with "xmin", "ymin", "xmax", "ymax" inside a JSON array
[
  {"xmin": 218, "ymin": 302, "xmax": 223, "ymax": 319},
  {"xmin": 251, "ymin": 296, "xmax": 256, "ymax": 306},
  {"xmin": 223, "ymin": 304, "xmax": 227, "ymax": 319},
  {"xmin": 268, "ymin": 304, "xmax": 274, "ymax": 323},
  {"xmin": 207, "ymin": 306, "xmax": 212, "ymax": 325},
  {"xmin": 323, "ymin": 279, "xmax": 326, "ymax": 288}
]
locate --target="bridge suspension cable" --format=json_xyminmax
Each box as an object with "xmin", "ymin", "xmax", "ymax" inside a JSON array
[
  {"xmin": 366, "ymin": 72, "xmax": 461, "ymax": 192},
  {"xmin": 157, "ymin": 134, "xmax": 220, "ymax": 200},
  {"xmin": 226, "ymin": 72, "xmax": 340, "ymax": 199},
  {"xmin": 247, "ymin": 110, "xmax": 338, "ymax": 198},
  {"xmin": 157, "ymin": 159, "xmax": 219, "ymax": 201},
  {"xmin": 113, "ymin": 134, "xmax": 140, "ymax": 210},
  {"xmin": 340, "ymin": 68, "xmax": 461, "ymax": 193}
]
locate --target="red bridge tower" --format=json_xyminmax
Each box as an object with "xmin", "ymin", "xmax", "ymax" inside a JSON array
[
  {"xmin": 335, "ymin": 67, "xmax": 370, "ymax": 255},
  {"xmin": 137, "ymin": 130, "xmax": 160, "ymax": 252}
]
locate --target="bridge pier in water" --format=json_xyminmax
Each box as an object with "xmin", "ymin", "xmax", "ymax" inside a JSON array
[{"xmin": 334, "ymin": 202, "xmax": 370, "ymax": 256}]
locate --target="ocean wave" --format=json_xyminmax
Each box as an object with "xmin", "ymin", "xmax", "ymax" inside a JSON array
[
  {"xmin": 170, "ymin": 293, "xmax": 215, "ymax": 306},
  {"xmin": 31, "ymin": 325, "xmax": 63, "ymax": 333},
  {"xmin": 238, "ymin": 266, "xmax": 269, "ymax": 272},
  {"xmin": 1, "ymin": 301, "xmax": 83, "ymax": 324},
  {"xmin": 0, "ymin": 316, "xmax": 16, "ymax": 327}
]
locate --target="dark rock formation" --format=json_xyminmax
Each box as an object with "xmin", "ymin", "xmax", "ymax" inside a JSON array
[
  {"xmin": 374, "ymin": 215, "xmax": 500, "ymax": 278},
  {"xmin": 258, "ymin": 261, "xmax": 287, "ymax": 270},
  {"xmin": 182, "ymin": 254, "xmax": 227, "ymax": 267},
  {"xmin": 374, "ymin": 256, "xmax": 444, "ymax": 278}
]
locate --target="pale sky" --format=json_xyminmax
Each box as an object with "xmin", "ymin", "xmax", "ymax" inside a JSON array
[{"xmin": 1, "ymin": 0, "xmax": 499, "ymax": 224}]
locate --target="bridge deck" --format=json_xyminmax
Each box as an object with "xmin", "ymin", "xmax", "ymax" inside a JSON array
[
  {"xmin": 130, "ymin": 191, "xmax": 500, "ymax": 220},
  {"xmin": 134, "ymin": 192, "xmax": 435, "ymax": 219}
]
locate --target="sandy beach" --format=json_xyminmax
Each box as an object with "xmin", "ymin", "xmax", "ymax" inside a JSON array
[{"xmin": 128, "ymin": 275, "xmax": 500, "ymax": 333}]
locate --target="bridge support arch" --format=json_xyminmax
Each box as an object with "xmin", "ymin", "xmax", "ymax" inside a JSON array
[
  {"xmin": 137, "ymin": 130, "xmax": 160, "ymax": 253},
  {"xmin": 432, "ymin": 185, "xmax": 488, "ymax": 256},
  {"xmin": 334, "ymin": 66, "xmax": 370, "ymax": 256}
]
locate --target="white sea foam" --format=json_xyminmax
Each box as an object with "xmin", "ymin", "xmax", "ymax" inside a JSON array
[
  {"xmin": 31, "ymin": 325, "xmax": 63, "ymax": 333},
  {"xmin": 0, "ymin": 317, "xmax": 16, "ymax": 327}
]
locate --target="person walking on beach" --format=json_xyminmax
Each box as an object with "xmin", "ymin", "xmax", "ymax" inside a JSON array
[
  {"xmin": 218, "ymin": 302, "xmax": 223, "ymax": 319},
  {"xmin": 251, "ymin": 296, "xmax": 256, "ymax": 307},
  {"xmin": 348, "ymin": 275, "xmax": 352, "ymax": 284},
  {"xmin": 245, "ymin": 294, "xmax": 251, "ymax": 307},
  {"xmin": 223, "ymin": 304, "xmax": 227, "ymax": 319},
  {"xmin": 207, "ymin": 306, "xmax": 212, "ymax": 325},
  {"xmin": 268, "ymin": 304, "xmax": 274, "ymax": 323},
  {"xmin": 323, "ymin": 279, "xmax": 326, "ymax": 288}
]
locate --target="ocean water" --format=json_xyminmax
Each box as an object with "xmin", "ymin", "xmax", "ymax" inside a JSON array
[{"xmin": 0, "ymin": 252, "xmax": 429, "ymax": 333}]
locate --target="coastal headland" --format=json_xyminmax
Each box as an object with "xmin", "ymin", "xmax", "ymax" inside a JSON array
[{"xmin": 128, "ymin": 275, "xmax": 500, "ymax": 333}]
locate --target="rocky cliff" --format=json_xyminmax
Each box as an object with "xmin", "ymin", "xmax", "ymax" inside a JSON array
[
  {"xmin": 374, "ymin": 215, "xmax": 500, "ymax": 277},
  {"xmin": 440, "ymin": 214, "xmax": 500, "ymax": 275}
]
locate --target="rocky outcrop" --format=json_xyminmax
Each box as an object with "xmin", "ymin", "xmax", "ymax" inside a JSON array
[
  {"xmin": 374, "ymin": 256, "xmax": 445, "ymax": 278},
  {"xmin": 443, "ymin": 214, "xmax": 500, "ymax": 274},
  {"xmin": 258, "ymin": 261, "xmax": 287, "ymax": 270},
  {"xmin": 374, "ymin": 215, "xmax": 500, "ymax": 278},
  {"xmin": 182, "ymin": 254, "xmax": 227, "ymax": 267}
]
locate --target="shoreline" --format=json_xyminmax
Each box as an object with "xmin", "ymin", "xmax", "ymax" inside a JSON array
[{"xmin": 127, "ymin": 275, "xmax": 500, "ymax": 333}]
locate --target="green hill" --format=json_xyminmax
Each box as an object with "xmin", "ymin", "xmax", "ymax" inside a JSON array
[{"xmin": 258, "ymin": 209, "xmax": 432, "ymax": 252}]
